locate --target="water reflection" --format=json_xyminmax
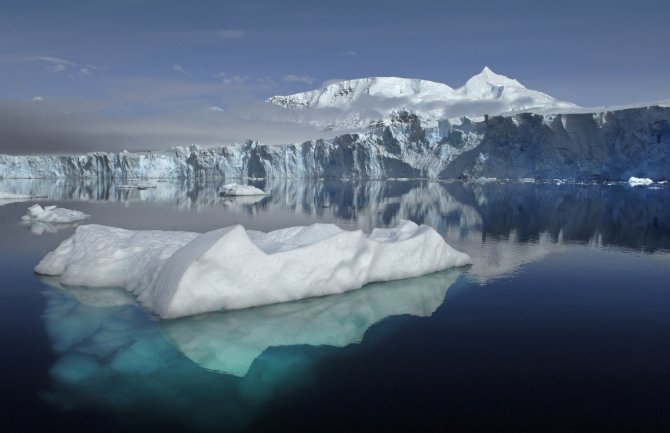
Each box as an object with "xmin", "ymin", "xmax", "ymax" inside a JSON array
[
  {"xmin": 21, "ymin": 220, "xmax": 85, "ymax": 235},
  {"xmin": 4, "ymin": 177, "xmax": 667, "ymax": 252},
  {"xmin": 38, "ymin": 269, "xmax": 463, "ymax": 430}
]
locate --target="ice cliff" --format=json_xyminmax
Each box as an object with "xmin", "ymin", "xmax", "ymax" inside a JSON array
[{"xmin": 1, "ymin": 106, "xmax": 668, "ymax": 181}]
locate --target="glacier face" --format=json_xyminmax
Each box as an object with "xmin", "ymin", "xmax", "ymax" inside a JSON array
[{"xmin": 1, "ymin": 106, "xmax": 668, "ymax": 181}]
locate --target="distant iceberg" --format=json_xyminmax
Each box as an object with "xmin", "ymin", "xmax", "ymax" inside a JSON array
[
  {"xmin": 35, "ymin": 221, "xmax": 471, "ymax": 318},
  {"xmin": 21, "ymin": 204, "xmax": 89, "ymax": 223},
  {"xmin": 219, "ymin": 183, "xmax": 268, "ymax": 196},
  {"xmin": 628, "ymin": 176, "xmax": 653, "ymax": 186}
]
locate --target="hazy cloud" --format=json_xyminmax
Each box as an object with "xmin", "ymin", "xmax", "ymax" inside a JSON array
[
  {"xmin": 0, "ymin": 98, "xmax": 333, "ymax": 155},
  {"xmin": 282, "ymin": 74, "xmax": 315, "ymax": 85},
  {"xmin": 341, "ymin": 51, "xmax": 357, "ymax": 56},
  {"xmin": 173, "ymin": 64, "xmax": 187, "ymax": 74},
  {"xmin": 0, "ymin": 55, "xmax": 77, "ymax": 72},
  {"xmin": 216, "ymin": 29, "xmax": 246, "ymax": 40},
  {"xmin": 215, "ymin": 72, "xmax": 250, "ymax": 85},
  {"xmin": 79, "ymin": 64, "xmax": 98, "ymax": 75}
]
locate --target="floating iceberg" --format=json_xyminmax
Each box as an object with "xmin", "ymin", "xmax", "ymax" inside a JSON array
[
  {"xmin": 219, "ymin": 183, "xmax": 268, "ymax": 196},
  {"xmin": 628, "ymin": 176, "xmax": 653, "ymax": 186},
  {"xmin": 21, "ymin": 204, "xmax": 89, "ymax": 223},
  {"xmin": 35, "ymin": 220, "xmax": 471, "ymax": 318}
]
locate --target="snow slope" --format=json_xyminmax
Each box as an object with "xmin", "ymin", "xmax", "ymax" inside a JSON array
[
  {"xmin": 266, "ymin": 67, "xmax": 577, "ymax": 130},
  {"xmin": 35, "ymin": 221, "xmax": 472, "ymax": 318}
]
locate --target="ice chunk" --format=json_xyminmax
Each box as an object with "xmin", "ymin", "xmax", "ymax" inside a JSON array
[
  {"xmin": 628, "ymin": 176, "xmax": 653, "ymax": 186},
  {"xmin": 36, "ymin": 221, "xmax": 471, "ymax": 318},
  {"xmin": 219, "ymin": 183, "xmax": 268, "ymax": 196},
  {"xmin": 21, "ymin": 204, "xmax": 90, "ymax": 223}
]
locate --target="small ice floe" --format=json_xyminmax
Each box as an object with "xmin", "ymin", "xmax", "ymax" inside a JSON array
[
  {"xmin": 628, "ymin": 176, "xmax": 653, "ymax": 187},
  {"xmin": 35, "ymin": 220, "xmax": 472, "ymax": 319},
  {"xmin": 21, "ymin": 204, "xmax": 89, "ymax": 224},
  {"xmin": 219, "ymin": 183, "xmax": 268, "ymax": 196}
]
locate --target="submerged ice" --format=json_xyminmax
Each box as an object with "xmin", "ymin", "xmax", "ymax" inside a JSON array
[{"xmin": 35, "ymin": 220, "xmax": 471, "ymax": 318}]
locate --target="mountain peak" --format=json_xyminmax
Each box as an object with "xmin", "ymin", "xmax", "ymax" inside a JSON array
[
  {"xmin": 465, "ymin": 67, "xmax": 524, "ymax": 88},
  {"xmin": 266, "ymin": 68, "xmax": 577, "ymax": 130}
]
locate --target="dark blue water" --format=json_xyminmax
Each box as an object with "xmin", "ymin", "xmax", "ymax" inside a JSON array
[{"xmin": 0, "ymin": 179, "xmax": 669, "ymax": 432}]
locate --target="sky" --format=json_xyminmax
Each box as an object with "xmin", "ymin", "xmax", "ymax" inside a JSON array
[{"xmin": 1, "ymin": 0, "xmax": 669, "ymax": 153}]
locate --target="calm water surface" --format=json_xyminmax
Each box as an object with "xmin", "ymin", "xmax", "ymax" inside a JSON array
[{"xmin": 0, "ymin": 179, "xmax": 669, "ymax": 433}]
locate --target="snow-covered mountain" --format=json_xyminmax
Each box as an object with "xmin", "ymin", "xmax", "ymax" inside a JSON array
[{"xmin": 266, "ymin": 67, "xmax": 578, "ymax": 130}]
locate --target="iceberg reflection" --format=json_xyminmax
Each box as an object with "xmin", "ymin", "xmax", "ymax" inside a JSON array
[
  {"xmin": 160, "ymin": 269, "xmax": 462, "ymax": 376},
  {"xmin": 38, "ymin": 269, "xmax": 463, "ymax": 429}
]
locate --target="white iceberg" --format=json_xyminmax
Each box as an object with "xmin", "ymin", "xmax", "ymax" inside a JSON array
[
  {"xmin": 219, "ymin": 183, "xmax": 268, "ymax": 196},
  {"xmin": 21, "ymin": 204, "xmax": 90, "ymax": 223},
  {"xmin": 628, "ymin": 176, "xmax": 653, "ymax": 186},
  {"xmin": 35, "ymin": 220, "xmax": 471, "ymax": 319}
]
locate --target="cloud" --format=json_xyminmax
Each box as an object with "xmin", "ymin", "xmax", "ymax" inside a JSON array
[
  {"xmin": 47, "ymin": 64, "xmax": 67, "ymax": 73},
  {"xmin": 79, "ymin": 64, "xmax": 98, "ymax": 75},
  {"xmin": 0, "ymin": 55, "xmax": 83, "ymax": 74},
  {"xmin": 341, "ymin": 51, "xmax": 357, "ymax": 56},
  {"xmin": 282, "ymin": 74, "xmax": 316, "ymax": 85},
  {"xmin": 215, "ymin": 72, "xmax": 250, "ymax": 85},
  {"xmin": 216, "ymin": 29, "xmax": 246, "ymax": 40}
]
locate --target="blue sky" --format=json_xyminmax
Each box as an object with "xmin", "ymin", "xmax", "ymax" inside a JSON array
[{"xmin": 0, "ymin": 0, "xmax": 669, "ymax": 152}]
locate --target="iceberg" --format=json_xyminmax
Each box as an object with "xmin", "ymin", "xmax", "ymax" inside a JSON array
[
  {"xmin": 219, "ymin": 183, "xmax": 268, "ymax": 196},
  {"xmin": 628, "ymin": 176, "xmax": 653, "ymax": 186},
  {"xmin": 21, "ymin": 204, "xmax": 90, "ymax": 223},
  {"xmin": 35, "ymin": 220, "xmax": 471, "ymax": 318}
]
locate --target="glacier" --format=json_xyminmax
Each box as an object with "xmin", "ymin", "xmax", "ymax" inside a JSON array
[
  {"xmin": 35, "ymin": 220, "xmax": 471, "ymax": 318},
  {"xmin": 1, "ymin": 105, "xmax": 668, "ymax": 181}
]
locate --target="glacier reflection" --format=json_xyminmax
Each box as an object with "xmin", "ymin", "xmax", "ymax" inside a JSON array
[
  {"xmin": 38, "ymin": 269, "xmax": 464, "ymax": 429},
  {"xmin": 2, "ymin": 178, "xmax": 668, "ymax": 252}
]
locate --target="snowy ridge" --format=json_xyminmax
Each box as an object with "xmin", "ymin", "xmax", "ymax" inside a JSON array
[{"xmin": 266, "ymin": 67, "xmax": 577, "ymax": 130}]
